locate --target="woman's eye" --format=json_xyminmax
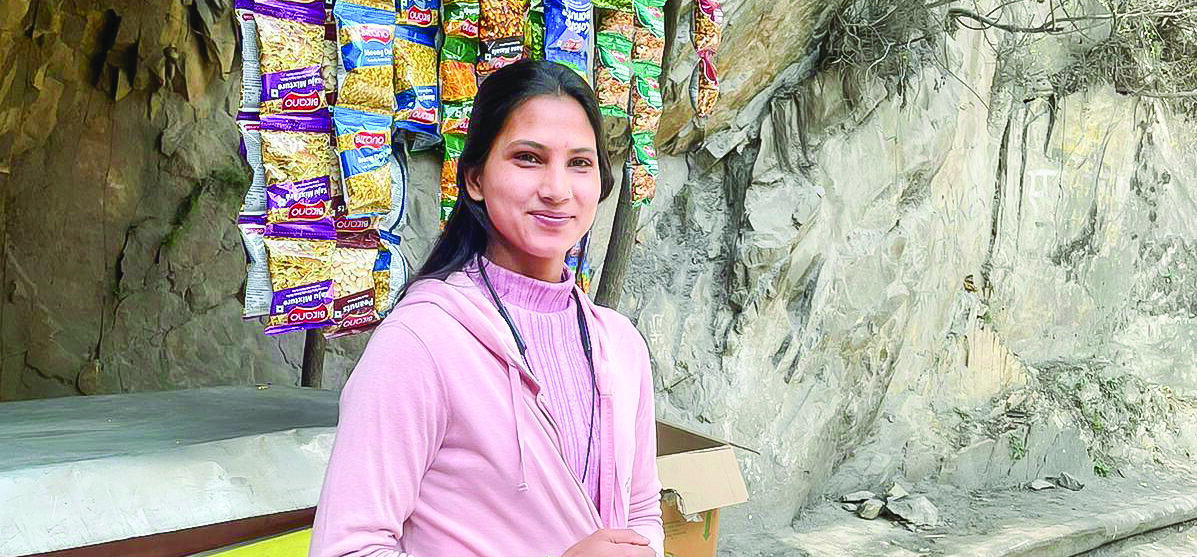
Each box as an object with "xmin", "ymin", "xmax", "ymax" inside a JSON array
[
  {"xmin": 515, "ymin": 152, "xmax": 541, "ymax": 164},
  {"xmin": 570, "ymin": 158, "xmax": 594, "ymax": 168}
]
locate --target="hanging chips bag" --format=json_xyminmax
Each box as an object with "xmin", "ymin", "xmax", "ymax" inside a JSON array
[
  {"xmin": 263, "ymin": 222, "xmax": 337, "ymax": 335},
  {"xmin": 692, "ymin": 0, "xmax": 724, "ymax": 52},
  {"xmin": 325, "ymin": 229, "xmax": 382, "ymax": 338},
  {"xmin": 378, "ymin": 144, "xmax": 409, "ymax": 231},
  {"xmin": 524, "ymin": 0, "xmax": 545, "ymax": 60},
  {"xmin": 441, "ymin": 98, "xmax": 473, "ymax": 136},
  {"xmin": 443, "ymin": 0, "xmax": 481, "ymax": 38},
  {"xmin": 334, "ymin": 1, "xmax": 397, "ymax": 111},
  {"xmin": 479, "ymin": 0, "xmax": 526, "ymax": 41},
  {"xmin": 394, "ymin": 25, "xmax": 440, "ymax": 140},
  {"xmin": 628, "ymin": 141, "xmax": 658, "ymax": 207},
  {"xmin": 595, "ymin": 32, "xmax": 633, "ymax": 119},
  {"xmin": 440, "ymin": 36, "xmax": 480, "ymax": 101},
  {"xmin": 598, "ymin": 8, "xmax": 635, "ymax": 40},
  {"xmin": 235, "ymin": 0, "xmax": 261, "ymax": 111},
  {"xmin": 631, "ymin": 60, "xmax": 662, "ymax": 134},
  {"xmin": 255, "ymin": 0, "xmax": 331, "ymax": 117},
  {"xmin": 397, "ymin": 0, "xmax": 439, "ymax": 27},
  {"xmin": 375, "ymin": 229, "xmax": 410, "ymax": 315},
  {"xmin": 260, "ymin": 112, "xmax": 338, "ymax": 230},
  {"xmin": 545, "ymin": 0, "xmax": 591, "ymax": 79},
  {"xmin": 333, "ymin": 105, "xmax": 394, "ymax": 216},
  {"xmin": 478, "ymin": 36, "xmax": 525, "ymax": 78},
  {"xmin": 440, "ymin": 133, "xmax": 464, "ymax": 225},
  {"xmin": 237, "ymin": 111, "xmax": 267, "ymax": 213},
  {"xmin": 565, "ymin": 233, "xmax": 593, "ymax": 291},
  {"xmin": 238, "ymin": 212, "xmax": 272, "ymax": 319},
  {"xmin": 631, "ymin": 0, "xmax": 665, "ymax": 65},
  {"xmin": 690, "ymin": 49, "xmax": 719, "ymax": 118}
]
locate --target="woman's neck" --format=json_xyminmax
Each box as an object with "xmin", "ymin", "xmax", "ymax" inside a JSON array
[{"xmin": 484, "ymin": 244, "xmax": 566, "ymax": 283}]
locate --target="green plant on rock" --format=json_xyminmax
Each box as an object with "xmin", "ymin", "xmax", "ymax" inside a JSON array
[{"xmin": 1009, "ymin": 433, "xmax": 1027, "ymax": 461}]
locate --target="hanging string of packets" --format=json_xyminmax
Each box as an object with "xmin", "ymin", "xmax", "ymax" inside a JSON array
[
  {"xmin": 232, "ymin": 0, "xmax": 721, "ymax": 329},
  {"xmin": 234, "ymin": 0, "xmax": 409, "ymax": 338}
]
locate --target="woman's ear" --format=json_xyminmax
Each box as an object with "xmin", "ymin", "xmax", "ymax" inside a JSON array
[{"xmin": 464, "ymin": 166, "xmax": 485, "ymax": 202}]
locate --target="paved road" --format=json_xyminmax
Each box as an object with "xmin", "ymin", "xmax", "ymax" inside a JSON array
[{"xmin": 1083, "ymin": 519, "xmax": 1197, "ymax": 556}]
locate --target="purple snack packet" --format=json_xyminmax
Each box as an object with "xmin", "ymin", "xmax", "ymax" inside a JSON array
[
  {"xmin": 264, "ymin": 279, "xmax": 336, "ymax": 335},
  {"xmin": 266, "ymin": 175, "xmax": 334, "ymax": 226}
]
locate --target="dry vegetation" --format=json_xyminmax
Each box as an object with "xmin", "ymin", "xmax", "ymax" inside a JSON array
[{"xmin": 821, "ymin": 0, "xmax": 1197, "ymax": 116}]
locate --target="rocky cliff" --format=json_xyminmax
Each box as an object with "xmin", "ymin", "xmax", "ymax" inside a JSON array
[{"xmin": 3, "ymin": 0, "xmax": 1196, "ymax": 552}]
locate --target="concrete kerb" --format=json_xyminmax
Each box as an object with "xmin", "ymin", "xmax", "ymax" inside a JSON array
[{"xmin": 945, "ymin": 488, "xmax": 1197, "ymax": 557}]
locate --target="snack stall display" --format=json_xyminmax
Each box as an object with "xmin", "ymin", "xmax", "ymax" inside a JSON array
[{"xmin": 233, "ymin": 0, "xmax": 707, "ymax": 334}]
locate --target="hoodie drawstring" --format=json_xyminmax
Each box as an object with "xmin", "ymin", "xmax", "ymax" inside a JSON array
[{"xmin": 508, "ymin": 362, "xmax": 530, "ymax": 493}]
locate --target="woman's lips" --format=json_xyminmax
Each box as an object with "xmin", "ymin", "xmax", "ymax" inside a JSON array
[{"xmin": 529, "ymin": 211, "xmax": 573, "ymax": 228}]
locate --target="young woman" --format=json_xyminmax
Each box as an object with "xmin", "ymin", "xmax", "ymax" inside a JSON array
[{"xmin": 309, "ymin": 60, "xmax": 664, "ymax": 557}]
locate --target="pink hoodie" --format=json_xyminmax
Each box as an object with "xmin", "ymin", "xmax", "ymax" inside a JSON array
[{"xmin": 309, "ymin": 268, "xmax": 664, "ymax": 557}]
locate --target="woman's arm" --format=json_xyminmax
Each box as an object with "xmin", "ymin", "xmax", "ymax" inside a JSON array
[
  {"xmin": 625, "ymin": 332, "xmax": 665, "ymax": 556},
  {"xmin": 309, "ymin": 321, "xmax": 449, "ymax": 557}
]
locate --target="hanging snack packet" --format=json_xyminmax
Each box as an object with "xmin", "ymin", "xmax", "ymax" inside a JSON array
[
  {"xmin": 334, "ymin": 1, "xmax": 397, "ymax": 111},
  {"xmin": 443, "ymin": 0, "xmax": 481, "ymax": 38},
  {"xmin": 235, "ymin": 0, "xmax": 261, "ymax": 111},
  {"xmin": 333, "ymin": 105, "xmax": 394, "ymax": 217},
  {"xmin": 255, "ymin": 0, "xmax": 330, "ymax": 117},
  {"xmin": 260, "ymin": 112, "xmax": 337, "ymax": 216},
  {"xmin": 478, "ymin": 36, "xmax": 525, "ymax": 78},
  {"xmin": 440, "ymin": 133, "xmax": 465, "ymax": 225},
  {"xmin": 238, "ymin": 213, "xmax": 271, "ymax": 319},
  {"xmin": 263, "ymin": 222, "xmax": 337, "ymax": 335},
  {"xmin": 394, "ymin": 25, "xmax": 440, "ymax": 140},
  {"xmin": 325, "ymin": 229, "xmax": 382, "ymax": 338},
  {"xmin": 524, "ymin": 0, "xmax": 545, "ymax": 60},
  {"xmin": 692, "ymin": 0, "xmax": 724, "ymax": 52},
  {"xmin": 237, "ymin": 111, "xmax": 267, "ymax": 213},
  {"xmin": 631, "ymin": 60, "xmax": 662, "ymax": 134},
  {"xmin": 441, "ymin": 98, "xmax": 473, "ymax": 136},
  {"xmin": 266, "ymin": 173, "xmax": 336, "ymax": 228},
  {"xmin": 628, "ymin": 154, "xmax": 658, "ymax": 207},
  {"xmin": 690, "ymin": 49, "xmax": 719, "ymax": 118},
  {"xmin": 375, "ymin": 229, "xmax": 410, "ymax": 315},
  {"xmin": 479, "ymin": 0, "xmax": 526, "ymax": 41},
  {"xmin": 595, "ymin": 32, "xmax": 633, "ymax": 119},
  {"xmin": 545, "ymin": 0, "xmax": 591, "ymax": 79},
  {"xmin": 597, "ymin": 8, "xmax": 635, "ymax": 40},
  {"xmin": 378, "ymin": 145, "xmax": 409, "ymax": 232},
  {"xmin": 333, "ymin": 195, "xmax": 378, "ymax": 234},
  {"xmin": 397, "ymin": 0, "xmax": 440, "ymax": 27},
  {"xmin": 631, "ymin": 0, "xmax": 665, "ymax": 65},
  {"xmin": 440, "ymin": 36, "xmax": 480, "ymax": 102}
]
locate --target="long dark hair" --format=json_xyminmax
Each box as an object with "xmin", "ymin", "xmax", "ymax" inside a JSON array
[{"xmin": 400, "ymin": 60, "xmax": 615, "ymax": 298}]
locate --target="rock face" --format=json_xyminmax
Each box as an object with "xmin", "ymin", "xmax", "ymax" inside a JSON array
[{"xmin": 3, "ymin": 0, "xmax": 1197, "ymax": 554}]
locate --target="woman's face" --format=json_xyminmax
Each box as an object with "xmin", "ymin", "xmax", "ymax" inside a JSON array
[{"xmin": 465, "ymin": 95, "xmax": 601, "ymax": 280}]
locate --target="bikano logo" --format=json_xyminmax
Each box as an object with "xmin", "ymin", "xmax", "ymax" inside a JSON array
[
  {"xmin": 406, "ymin": 7, "xmax": 434, "ymax": 26},
  {"xmin": 287, "ymin": 201, "xmax": 327, "ymax": 220},
  {"xmin": 281, "ymin": 90, "xmax": 322, "ymax": 112},
  {"xmin": 354, "ymin": 131, "xmax": 388, "ymax": 150},
  {"xmin": 359, "ymin": 25, "xmax": 392, "ymax": 43},
  {"xmin": 286, "ymin": 304, "xmax": 330, "ymax": 323}
]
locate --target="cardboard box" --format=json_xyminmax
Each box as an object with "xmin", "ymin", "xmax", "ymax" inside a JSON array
[{"xmin": 656, "ymin": 420, "xmax": 750, "ymax": 557}]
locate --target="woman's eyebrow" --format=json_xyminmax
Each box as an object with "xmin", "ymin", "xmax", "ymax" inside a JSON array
[{"xmin": 507, "ymin": 140, "xmax": 596, "ymax": 157}]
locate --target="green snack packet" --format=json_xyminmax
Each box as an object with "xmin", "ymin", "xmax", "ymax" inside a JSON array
[
  {"xmin": 443, "ymin": 0, "xmax": 481, "ymax": 38},
  {"xmin": 524, "ymin": 0, "xmax": 545, "ymax": 60},
  {"xmin": 595, "ymin": 32, "xmax": 634, "ymax": 119},
  {"xmin": 631, "ymin": 131, "xmax": 657, "ymax": 166},
  {"xmin": 633, "ymin": 0, "xmax": 665, "ymax": 37},
  {"xmin": 594, "ymin": 0, "xmax": 632, "ymax": 12}
]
